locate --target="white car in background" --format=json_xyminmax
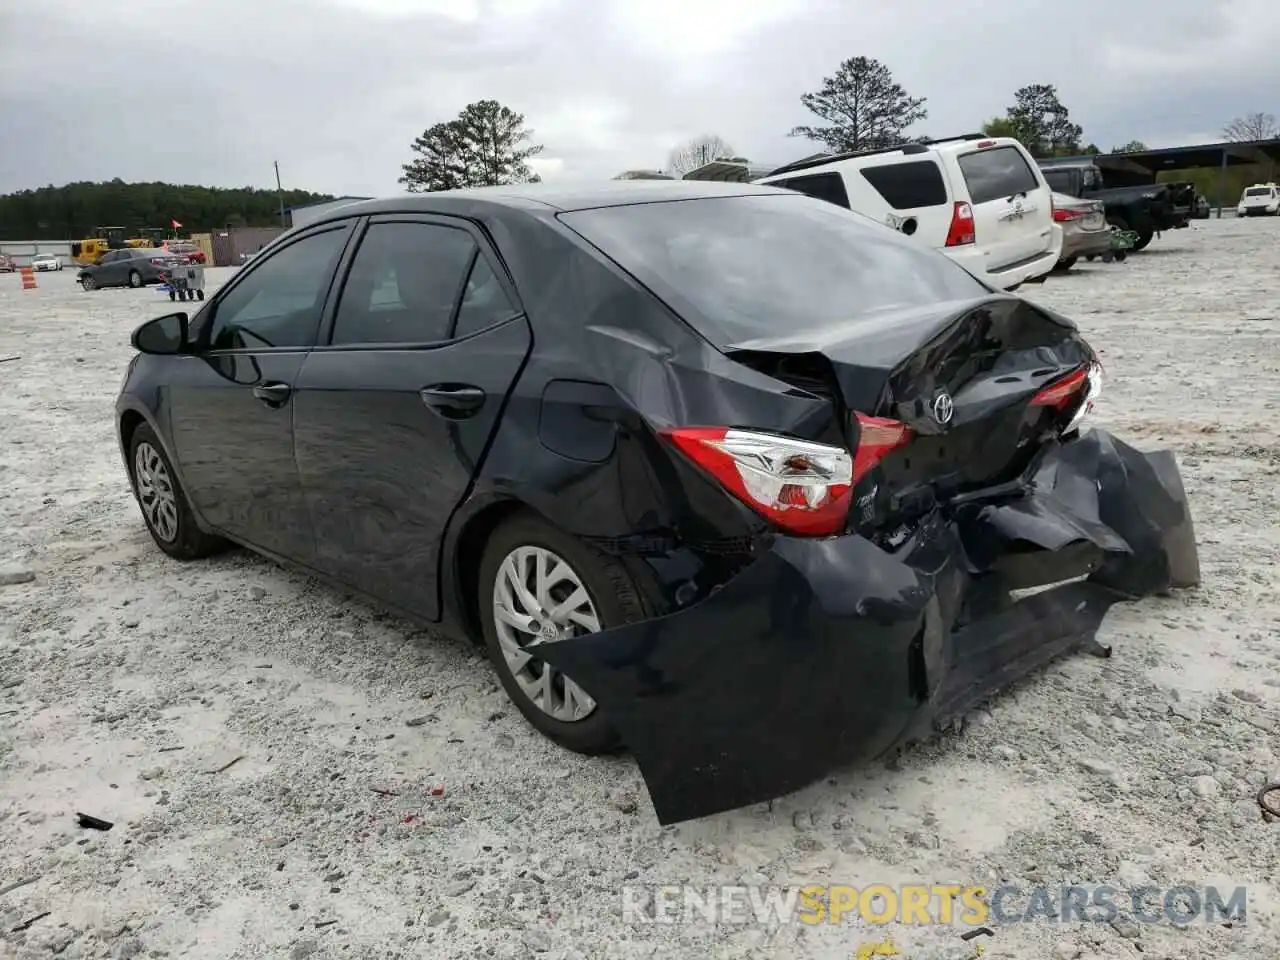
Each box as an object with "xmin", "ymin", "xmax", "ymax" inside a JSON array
[
  {"xmin": 31, "ymin": 253, "xmax": 63, "ymax": 272},
  {"xmin": 753, "ymin": 134, "xmax": 1063, "ymax": 291},
  {"xmin": 1237, "ymin": 183, "xmax": 1280, "ymax": 217}
]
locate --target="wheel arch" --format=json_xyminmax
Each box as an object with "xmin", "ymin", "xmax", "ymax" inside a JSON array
[{"xmin": 445, "ymin": 497, "xmax": 539, "ymax": 645}]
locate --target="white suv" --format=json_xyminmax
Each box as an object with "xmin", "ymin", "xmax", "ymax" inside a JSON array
[
  {"xmin": 1237, "ymin": 183, "xmax": 1280, "ymax": 217},
  {"xmin": 754, "ymin": 135, "xmax": 1063, "ymax": 291}
]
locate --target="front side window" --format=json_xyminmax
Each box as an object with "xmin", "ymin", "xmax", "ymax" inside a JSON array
[
  {"xmin": 331, "ymin": 222, "xmax": 477, "ymax": 345},
  {"xmin": 769, "ymin": 172, "xmax": 851, "ymax": 210},
  {"xmin": 206, "ymin": 227, "xmax": 348, "ymax": 350}
]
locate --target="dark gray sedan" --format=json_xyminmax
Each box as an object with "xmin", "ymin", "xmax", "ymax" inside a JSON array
[{"xmin": 79, "ymin": 248, "xmax": 186, "ymax": 291}]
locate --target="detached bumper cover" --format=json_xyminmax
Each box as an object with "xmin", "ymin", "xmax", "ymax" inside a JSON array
[{"xmin": 536, "ymin": 429, "xmax": 1200, "ymax": 824}]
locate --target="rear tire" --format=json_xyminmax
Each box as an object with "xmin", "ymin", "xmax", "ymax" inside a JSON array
[
  {"xmin": 196, "ymin": 289, "xmax": 205, "ymax": 301},
  {"xmin": 1132, "ymin": 230, "xmax": 1153, "ymax": 252},
  {"xmin": 1055, "ymin": 256, "xmax": 1078, "ymax": 272},
  {"xmin": 128, "ymin": 270, "xmax": 143, "ymax": 288},
  {"xmin": 127, "ymin": 422, "xmax": 225, "ymax": 561},
  {"xmin": 477, "ymin": 512, "xmax": 663, "ymax": 755}
]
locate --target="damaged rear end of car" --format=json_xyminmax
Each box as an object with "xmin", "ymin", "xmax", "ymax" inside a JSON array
[{"xmin": 510, "ymin": 190, "xmax": 1200, "ymax": 824}]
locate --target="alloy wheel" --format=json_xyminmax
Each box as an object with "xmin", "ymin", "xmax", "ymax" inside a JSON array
[
  {"xmin": 492, "ymin": 545, "xmax": 601, "ymax": 722},
  {"xmin": 133, "ymin": 442, "xmax": 179, "ymax": 542}
]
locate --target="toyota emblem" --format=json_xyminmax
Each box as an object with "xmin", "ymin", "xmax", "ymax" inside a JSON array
[{"xmin": 932, "ymin": 392, "xmax": 954, "ymax": 425}]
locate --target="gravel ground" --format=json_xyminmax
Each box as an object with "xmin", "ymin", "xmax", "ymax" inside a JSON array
[{"xmin": 2, "ymin": 220, "xmax": 1279, "ymax": 960}]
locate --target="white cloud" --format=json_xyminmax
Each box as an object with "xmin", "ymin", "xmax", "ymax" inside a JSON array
[{"xmin": 1, "ymin": 0, "xmax": 1277, "ymax": 195}]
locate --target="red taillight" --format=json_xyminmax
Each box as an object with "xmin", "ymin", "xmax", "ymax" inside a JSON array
[
  {"xmin": 1030, "ymin": 367, "xmax": 1089, "ymax": 409},
  {"xmin": 851, "ymin": 413, "xmax": 912, "ymax": 484},
  {"xmin": 1052, "ymin": 207, "xmax": 1082, "ymax": 222},
  {"xmin": 945, "ymin": 201, "xmax": 975, "ymax": 246},
  {"xmin": 660, "ymin": 427, "xmax": 854, "ymax": 536}
]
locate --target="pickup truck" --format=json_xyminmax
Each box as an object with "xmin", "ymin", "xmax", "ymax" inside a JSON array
[{"xmin": 1037, "ymin": 160, "xmax": 1196, "ymax": 251}]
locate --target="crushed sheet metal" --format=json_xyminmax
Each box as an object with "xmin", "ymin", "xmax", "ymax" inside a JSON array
[{"xmin": 535, "ymin": 429, "xmax": 1201, "ymax": 824}]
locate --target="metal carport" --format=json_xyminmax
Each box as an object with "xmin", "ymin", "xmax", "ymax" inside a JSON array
[{"xmin": 1049, "ymin": 139, "xmax": 1280, "ymax": 217}]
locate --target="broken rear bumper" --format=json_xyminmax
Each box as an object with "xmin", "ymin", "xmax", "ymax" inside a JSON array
[{"xmin": 535, "ymin": 429, "xmax": 1200, "ymax": 824}]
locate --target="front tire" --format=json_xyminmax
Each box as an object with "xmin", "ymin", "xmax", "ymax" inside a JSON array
[
  {"xmin": 1055, "ymin": 256, "xmax": 1078, "ymax": 272},
  {"xmin": 81, "ymin": 275, "xmax": 97, "ymax": 291},
  {"xmin": 477, "ymin": 512, "xmax": 662, "ymax": 755},
  {"xmin": 128, "ymin": 270, "xmax": 143, "ymax": 288},
  {"xmin": 128, "ymin": 422, "xmax": 225, "ymax": 560}
]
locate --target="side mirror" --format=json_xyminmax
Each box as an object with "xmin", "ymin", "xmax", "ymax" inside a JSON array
[{"xmin": 132, "ymin": 313, "xmax": 189, "ymax": 355}]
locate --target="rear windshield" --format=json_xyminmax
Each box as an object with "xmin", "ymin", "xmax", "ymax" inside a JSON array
[
  {"xmin": 958, "ymin": 146, "xmax": 1042, "ymax": 205},
  {"xmin": 559, "ymin": 194, "xmax": 989, "ymax": 345},
  {"xmin": 1244, "ymin": 187, "xmax": 1273, "ymax": 197}
]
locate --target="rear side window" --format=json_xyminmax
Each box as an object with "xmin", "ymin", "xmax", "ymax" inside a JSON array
[
  {"xmin": 332, "ymin": 222, "xmax": 476, "ymax": 345},
  {"xmin": 859, "ymin": 160, "xmax": 948, "ymax": 209},
  {"xmin": 560, "ymin": 194, "xmax": 989, "ymax": 346},
  {"xmin": 452, "ymin": 255, "xmax": 519, "ymax": 338},
  {"xmin": 769, "ymin": 172, "xmax": 850, "ymax": 209},
  {"xmin": 958, "ymin": 146, "xmax": 1042, "ymax": 205}
]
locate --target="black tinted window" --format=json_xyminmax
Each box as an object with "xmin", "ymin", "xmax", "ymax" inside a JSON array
[
  {"xmin": 452, "ymin": 254, "xmax": 518, "ymax": 338},
  {"xmin": 958, "ymin": 146, "xmax": 1041, "ymax": 205},
  {"xmin": 207, "ymin": 228, "xmax": 348, "ymax": 350},
  {"xmin": 770, "ymin": 172, "xmax": 850, "ymax": 209},
  {"xmin": 1042, "ymin": 168, "xmax": 1076, "ymax": 194},
  {"xmin": 331, "ymin": 222, "xmax": 476, "ymax": 345},
  {"xmin": 860, "ymin": 160, "xmax": 947, "ymax": 209},
  {"xmin": 560, "ymin": 194, "xmax": 988, "ymax": 345}
]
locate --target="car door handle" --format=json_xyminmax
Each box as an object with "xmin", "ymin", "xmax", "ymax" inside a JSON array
[
  {"xmin": 252, "ymin": 381, "xmax": 292, "ymax": 406},
  {"xmin": 420, "ymin": 384, "xmax": 485, "ymax": 418}
]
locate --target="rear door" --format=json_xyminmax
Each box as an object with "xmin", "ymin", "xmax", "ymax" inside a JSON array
[
  {"xmin": 951, "ymin": 142, "xmax": 1055, "ymax": 271},
  {"xmin": 167, "ymin": 222, "xmax": 355, "ymax": 562},
  {"xmin": 292, "ymin": 215, "xmax": 532, "ymax": 620}
]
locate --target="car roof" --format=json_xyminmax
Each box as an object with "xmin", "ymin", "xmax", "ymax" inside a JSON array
[{"xmin": 325, "ymin": 180, "xmax": 793, "ymax": 218}]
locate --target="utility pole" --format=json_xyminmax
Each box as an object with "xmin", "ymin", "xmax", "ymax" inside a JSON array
[{"xmin": 274, "ymin": 161, "xmax": 286, "ymax": 228}]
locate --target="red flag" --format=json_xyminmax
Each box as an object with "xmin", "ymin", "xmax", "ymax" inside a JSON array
[{"xmin": 171, "ymin": 219, "xmax": 182, "ymax": 229}]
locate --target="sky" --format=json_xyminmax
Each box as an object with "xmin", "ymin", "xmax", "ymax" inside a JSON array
[{"xmin": 1, "ymin": 0, "xmax": 1276, "ymax": 197}]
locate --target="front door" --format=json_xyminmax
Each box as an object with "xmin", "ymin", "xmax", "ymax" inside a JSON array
[
  {"xmin": 292, "ymin": 216, "xmax": 531, "ymax": 619},
  {"xmin": 167, "ymin": 223, "xmax": 355, "ymax": 562}
]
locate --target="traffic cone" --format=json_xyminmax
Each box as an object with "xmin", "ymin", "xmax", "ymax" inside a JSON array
[{"xmin": 20, "ymin": 266, "xmax": 36, "ymax": 290}]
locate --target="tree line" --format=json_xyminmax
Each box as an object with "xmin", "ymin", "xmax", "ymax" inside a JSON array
[
  {"xmin": 396, "ymin": 60, "xmax": 1276, "ymax": 201},
  {"xmin": 0, "ymin": 179, "xmax": 333, "ymax": 241}
]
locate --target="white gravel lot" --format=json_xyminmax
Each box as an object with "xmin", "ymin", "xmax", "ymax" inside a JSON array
[{"xmin": 2, "ymin": 219, "xmax": 1279, "ymax": 960}]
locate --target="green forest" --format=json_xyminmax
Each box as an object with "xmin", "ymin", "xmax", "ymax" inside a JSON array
[{"xmin": 0, "ymin": 179, "xmax": 334, "ymax": 240}]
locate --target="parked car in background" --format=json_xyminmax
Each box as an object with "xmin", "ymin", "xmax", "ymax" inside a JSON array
[
  {"xmin": 31, "ymin": 253, "xmax": 63, "ymax": 272},
  {"xmin": 0, "ymin": 253, "xmax": 15, "ymax": 272},
  {"xmin": 1237, "ymin": 183, "xmax": 1280, "ymax": 217},
  {"xmin": 78, "ymin": 247, "xmax": 187, "ymax": 291},
  {"xmin": 114, "ymin": 182, "xmax": 1199, "ymax": 824},
  {"xmin": 1038, "ymin": 161, "xmax": 1194, "ymax": 250},
  {"xmin": 1051, "ymin": 192, "xmax": 1112, "ymax": 270},
  {"xmin": 162, "ymin": 239, "xmax": 207, "ymax": 264},
  {"xmin": 754, "ymin": 134, "xmax": 1062, "ymax": 292}
]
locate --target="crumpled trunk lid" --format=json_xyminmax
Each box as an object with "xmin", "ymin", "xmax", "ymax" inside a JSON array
[{"xmin": 726, "ymin": 296, "xmax": 1097, "ymax": 521}]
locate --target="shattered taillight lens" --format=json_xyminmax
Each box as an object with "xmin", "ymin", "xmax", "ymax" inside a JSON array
[
  {"xmin": 1064, "ymin": 362, "xmax": 1103, "ymax": 434},
  {"xmin": 1030, "ymin": 366, "xmax": 1089, "ymax": 409},
  {"xmin": 1031, "ymin": 363, "xmax": 1104, "ymax": 432},
  {"xmin": 851, "ymin": 413, "xmax": 912, "ymax": 484},
  {"xmin": 660, "ymin": 427, "xmax": 854, "ymax": 536}
]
